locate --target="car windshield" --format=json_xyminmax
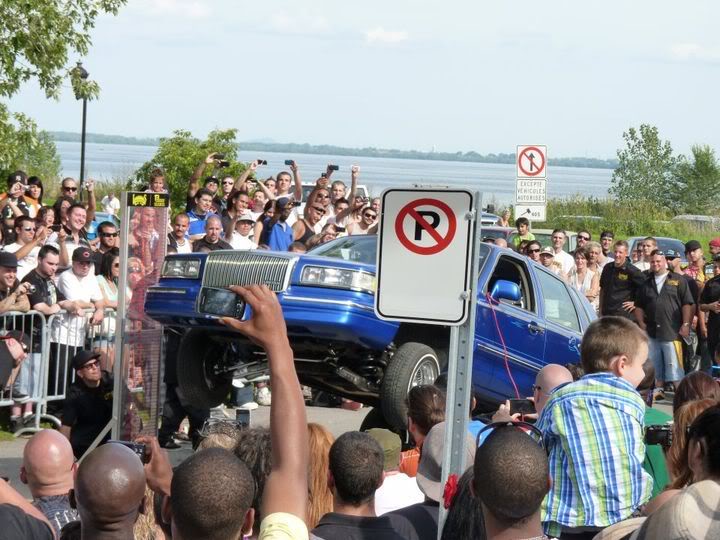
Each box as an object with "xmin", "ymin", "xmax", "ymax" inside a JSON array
[{"xmin": 309, "ymin": 235, "xmax": 491, "ymax": 269}]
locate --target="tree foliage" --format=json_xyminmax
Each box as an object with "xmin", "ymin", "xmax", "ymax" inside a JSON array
[
  {"xmin": 0, "ymin": 103, "xmax": 61, "ymax": 181},
  {"xmin": 132, "ymin": 129, "xmax": 247, "ymax": 212},
  {"xmin": 672, "ymin": 145, "xmax": 720, "ymax": 214},
  {"xmin": 610, "ymin": 124, "xmax": 679, "ymax": 209}
]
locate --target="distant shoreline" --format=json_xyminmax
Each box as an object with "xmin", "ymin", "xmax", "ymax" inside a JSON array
[{"xmin": 50, "ymin": 131, "xmax": 618, "ymax": 170}]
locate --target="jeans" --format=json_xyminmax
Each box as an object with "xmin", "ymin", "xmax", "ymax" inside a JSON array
[
  {"xmin": 13, "ymin": 353, "xmax": 42, "ymax": 398},
  {"xmin": 649, "ymin": 338, "xmax": 684, "ymax": 383}
]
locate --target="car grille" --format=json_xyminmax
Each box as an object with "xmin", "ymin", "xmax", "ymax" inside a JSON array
[{"xmin": 201, "ymin": 251, "xmax": 294, "ymax": 292}]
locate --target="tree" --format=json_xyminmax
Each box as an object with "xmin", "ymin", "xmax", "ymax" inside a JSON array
[
  {"xmin": 672, "ymin": 145, "xmax": 720, "ymax": 214},
  {"xmin": 0, "ymin": 1, "xmax": 127, "ymax": 184},
  {"xmin": 610, "ymin": 124, "xmax": 679, "ymax": 209},
  {"xmin": 132, "ymin": 129, "xmax": 247, "ymax": 213}
]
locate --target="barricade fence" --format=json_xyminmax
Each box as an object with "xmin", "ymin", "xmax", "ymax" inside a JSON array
[{"xmin": 1, "ymin": 307, "xmax": 120, "ymax": 436}]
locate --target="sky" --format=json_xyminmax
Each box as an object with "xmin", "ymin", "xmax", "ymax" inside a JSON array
[{"xmin": 9, "ymin": 0, "xmax": 720, "ymax": 158}]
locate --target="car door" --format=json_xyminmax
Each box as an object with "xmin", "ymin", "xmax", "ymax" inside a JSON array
[
  {"xmin": 534, "ymin": 268, "xmax": 583, "ymax": 368},
  {"xmin": 474, "ymin": 254, "xmax": 546, "ymax": 401}
]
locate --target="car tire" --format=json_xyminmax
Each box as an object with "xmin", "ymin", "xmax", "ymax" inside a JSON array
[
  {"xmin": 176, "ymin": 330, "xmax": 232, "ymax": 409},
  {"xmin": 359, "ymin": 407, "xmax": 394, "ymax": 432},
  {"xmin": 381, "ymin": 342, "xmax": 441, "ymax": 431}
]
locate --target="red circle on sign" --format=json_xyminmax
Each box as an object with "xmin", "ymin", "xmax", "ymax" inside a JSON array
[
  {"xmin": 518, "ymin": 146, "xmax": 546, "ymax": 177},
  {"xmin": 395, "ymin": 198, "xmax": 457, "ymax": 255}
]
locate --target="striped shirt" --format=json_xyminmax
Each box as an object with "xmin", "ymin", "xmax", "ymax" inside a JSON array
[{"xmin": 536, "ymin": 372, "xmax": 652, "ymax": 537}]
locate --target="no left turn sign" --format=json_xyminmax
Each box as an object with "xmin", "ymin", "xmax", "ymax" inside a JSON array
[
  {"xmin": 395, "ymin": 198, "xmax": 457, "ymax": 255},
  {"xmin": 517, "ymin": 145, "xmax": 547, "ymax": 178},
  {"xmin": 376, "ymin": 189, "xmax": 476, "ymax": 325}
]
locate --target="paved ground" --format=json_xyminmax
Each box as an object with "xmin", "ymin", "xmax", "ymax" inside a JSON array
[{"xmin": 0, "ymin": 398, "xmax": 674, "ymax": 500}]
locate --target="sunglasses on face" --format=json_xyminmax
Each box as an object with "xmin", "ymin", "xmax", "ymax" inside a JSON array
[
  {"xmin": 528, "ymin": 248, "xmax": 540, "ymax": 253},
  {"xmin": 101, "ymin": 232, "xmax": 118, "ymax": 238},
  {"xmin": 22, "ymin": 227, "xmax": 36, "ymax": 232},
  {"xmin": 578, "ymin": 235, "xmax": 590, "ymax": 241},
  {"xmin": 129, "ymin": 267, "xmax": 142, "ymax": 274},
  {"xmin": 81, "ymin": 360, "xmax": 99, "ymax": 371},
  {"xmin": 311, "ymin": 207, "xmax": 325, "ymax": 214},
  {"xmin": 364, "ymin": 213, "xmax": 377, "ymax": 219},
  {"xmin": 63, "ymin": 186, "xmax": 78, "ymax": 192}
]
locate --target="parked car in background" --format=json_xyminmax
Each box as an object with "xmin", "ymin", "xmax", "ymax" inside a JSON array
[
  {"xmin": 480, "ymin": 226, "xmax": 514, "ymax": 243},
  {"xmin": 627, "ymin": 236, "xmax": 688, "ymax": 263},
  {"xmin": 145, "ymin": 236, "xmax": 595, "ymax": 429}
]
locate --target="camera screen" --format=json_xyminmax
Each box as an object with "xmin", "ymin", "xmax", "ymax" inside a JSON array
[{"xmin": 201, "ymin": 288, "xmax": 242, "ymax": 317}]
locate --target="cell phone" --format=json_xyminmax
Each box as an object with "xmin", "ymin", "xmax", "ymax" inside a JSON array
[
  {"xmin": 50, "ymin": 224, "xmax": 62, "ymax": 232},
  {"xmin": 108, "ymin": 440, "xmax": 148, "ymax": 463},
  {"xmin": 290, "ymin": 201, "xmax": 301, "ymax": 208},
  {"xmin": 328, "ymin": 164, "xmax": 339, "ymax": 171},
  {"xmin": 644, "ymin": 425, "xmax": 672, "ymax": 448},
  {"xmin": 320, "ymin": 173, "xmax": 327, "ymax": 179},
  {"xmin": 217, "ymin": 160, "xmax": 230, "ymax": 168},
  {"xmin": 335, "ymin": 226, "xmax": 346, "ymax": 233},
  {"xmin": 198, "ymin": 287, "xmax": 245, "ymax": 318},
  {"xmin": 257, "ymin": 159, "xmax": 268, "ymax": 166},
  {"xmin": 214, "ymin": 153, "xmax": 225, "ymax": 160},
  {"xmin": 509, "ymin": 398, "xmax": 535, "ymax": 415},
  {"xmin": 284, "ymin": 159, "xmax": 295, "ymax": 166},
  {"xmin": 236, "ymin": 408, "xmax": 251, "ymax": 428}
]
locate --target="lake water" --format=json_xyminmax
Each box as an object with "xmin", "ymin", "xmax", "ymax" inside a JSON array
[{"xmin": 55, "ymin": 140, "xmax": 613, "ymax": 206}]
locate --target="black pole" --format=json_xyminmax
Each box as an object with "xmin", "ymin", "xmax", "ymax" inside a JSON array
[{"xmin": 79, "ymin": 97, "xmax": 87, "ymax": 202}]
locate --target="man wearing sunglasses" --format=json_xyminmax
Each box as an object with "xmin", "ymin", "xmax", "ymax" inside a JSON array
[
  {"xmin": 3, "ymin": 216, "xmax": 47, "ymax": 280},
  {"xmin": 60, "ymin": 350, "xmax": 114, "ymax": 459},
  {"xmin": 92, "ymin": 221, "xmax": 118, "ymax": 274}
]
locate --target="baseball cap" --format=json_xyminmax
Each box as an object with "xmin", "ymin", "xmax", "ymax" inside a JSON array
[
  {"xmin": 0, "ymin": 251, "xmax": 18, "ymax": 269},
  {"xmin": 540, "ymin": 247, "xmax": 554, "ymax": 256},
  {"xmin": 238, "ymin": 210, "xmax": 255, "ymax": 223},
  {"xmin": 276, "ymin": 197, "xmax": 291, "ymax": 209},
  {"xmin": 710, "ymin": 238, "xmax": 720, "ymax": 248},
  {"xmin": 365, "ymin": 428, "xmax": 402, "ymax": 472},
  {"xmin": 685, "ymin": 240, "xmax": 702, "ymax": 253},
  {"xmin": 72, "ymin": 246, "xmax": 93, "ymax": 263},
  {"xmin": 204, "ymin": 176, "xmax": 219, "ymax": 185},
  {"xmin": 416, "ymin": 422, "xmax": 476, "ymax": 503},
  {"xmin": 630, "ymin": 480, "xmax": 720, "ymax": 539},
  {"xmin": 71, "ymin": 350, "xmax": 102, "ymax": 371},
  {"xmin": 664, "ymin": 249, "xmax": 681, "ymax": 260}
]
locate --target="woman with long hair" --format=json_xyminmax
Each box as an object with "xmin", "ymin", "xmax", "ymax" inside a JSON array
[
  {"xmin": 253, "ymin": 200, "xmax": 275, "ymax": 246},
  {"xmin": 26, "ymin": 176, "xmax": 44, "ymax": 217},
  {"xmin": 567, "ymin": 246, "xmax": 600, "ymax": 309},
  {"xmin": 307, "ymin": 423, "xmax": 334, "ymax": 529},
  {"xmin": 94, "ymin": 248, "xmax": 120, "ymax": 370}
]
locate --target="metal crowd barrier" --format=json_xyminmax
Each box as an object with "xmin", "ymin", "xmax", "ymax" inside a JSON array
[{"xmin": 1, "ymin": 307, "xmax": 118, "ymax": 437}]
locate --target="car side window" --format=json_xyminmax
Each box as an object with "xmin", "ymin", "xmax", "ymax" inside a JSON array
[
  {"xmin": 536, "ymin": 271, "xmax": 581, "ymax": 332},
  {"xmin": 486, "ymin": 256, "xmax": 535, "ymax": 313}
]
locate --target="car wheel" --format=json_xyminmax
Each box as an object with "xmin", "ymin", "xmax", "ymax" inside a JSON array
[
  {"xmin": 381, "ymin": 342, "xmax": 440, "ymax": 430},
  {"xmin": 359, "ymin": 407, "xmax": 393, "ymax": 432},
  {"xmin": 176, "ymin": 330, "xmax": 232, "ymax": 409}
]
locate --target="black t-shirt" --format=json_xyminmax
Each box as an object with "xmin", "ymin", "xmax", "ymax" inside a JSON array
[
  {"xmin": 192, "ymin": 237, "xmax": 232, "ymax": 253},
  {"xmin": 63, "ymin": 371, "xmax": 114, "ymax": 457},
  {"xmin": 22, "ymin": 270, "xmax": 66, "ymax": 352},
  {"xmin": 0, "ymin": 503, "xmax": 54, "ymax": 540},
  {"xmin": 386, "ymin": 501, "xmax": 440, "ymax": 540},
  {"xmin": 701, "ymin": 275, "xmax": 720, "ymax": 346},
  {"xmin": 599, "ymin": 259, "xmax": 645, "ymax": 318},
  {"xmin": 312, "ymin": 513, "xmax": 407, "ymax": 540},
  {"xmin": 636, "ymin": 272, "xmax": 694, "ymax": 341}
]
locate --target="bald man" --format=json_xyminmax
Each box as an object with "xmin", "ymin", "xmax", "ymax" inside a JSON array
[
  {"xmin": 532, "ymin": 364, "xmax": 573, "ymax": 413},
  {"xmin": 73, "ymin": 443, "xmax": 147, "ymax": 540},
  {"xmin": 21, "ymin": 429, "xmax": 79, "ymax": 535},
  {"xmin": 192, "ymin": 215, "xmax": 232, "ymax": 253}
]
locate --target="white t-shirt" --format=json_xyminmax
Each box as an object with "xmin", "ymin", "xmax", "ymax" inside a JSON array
[
  {"xmin": 101, "ymin": 195, "xmax": 121, "ymax": 216},
  {"xmin": 229, "ymin": 233, "xmax": 258, "ymax": 250},
  {"xmin": 553, "ymin": 249, "xmax": 576, "ymax": 275},
  {"xmin": 174, "ymin": 238, "xmax": 193, "ymax": 254},
  {"xmin": 374, "ymin": 472, "xmax": 425, "ymax": 515},
  {"xmin": 3, "ymin": 242, "xmax": 39, "ymax": 280},
  {"xmin": 655, "ymin": 272, "xmax": 669, "ymax": 294},
  {"xmin": 635, "ymin": 260, "xmax": 651, "ymax": 272},
  {"xmin": 52, "ymin": 269, "xmax": 103, "ymax": 346}
]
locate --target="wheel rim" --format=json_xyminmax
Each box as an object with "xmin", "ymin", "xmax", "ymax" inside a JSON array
[{"xmin": 408, "ymin": 354, "xmax": 440, "ymax": 392}]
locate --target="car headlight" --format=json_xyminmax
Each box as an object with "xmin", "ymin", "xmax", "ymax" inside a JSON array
[
  {"xmin": 161, "ymin": 258, "xmax": 202, "ymax": 279},
  {"xmin": 300, "ymin": 266, "xmax": 375, "ymax": 293}
]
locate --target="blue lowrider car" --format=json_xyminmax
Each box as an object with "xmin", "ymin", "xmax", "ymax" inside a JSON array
[{"xmin": 145, "ymin": 236, "xmax": 595, "ymax": 428}]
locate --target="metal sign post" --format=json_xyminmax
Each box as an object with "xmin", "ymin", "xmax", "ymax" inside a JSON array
[{"xmin": 374, "ymin": 186, "xmax": 481, "ymax": 538}]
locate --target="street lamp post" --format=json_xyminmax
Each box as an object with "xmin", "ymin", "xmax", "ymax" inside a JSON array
[{"xmin": 75, "ymin": 62, "xmax": 89, "ymax": 202}]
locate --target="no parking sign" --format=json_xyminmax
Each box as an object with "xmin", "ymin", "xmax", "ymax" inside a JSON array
[{"xmin": 375, "ymin": 189, "xmax": 475, "ymax": 325}]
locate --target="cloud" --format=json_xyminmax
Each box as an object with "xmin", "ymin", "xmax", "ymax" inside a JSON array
[
  {"xmin": 141, "ymin": 0, "xmax": 210, "ymax": 19},
  {"xmin": 270, "ymin": 11, "xmax": 329, "ymax": 34},
  {"xmin": 669, "ymin": 42, "xmax": 720, "ymax": 63},
  {"xmin": 365, "ymin": 27, "xmax": 409, "ymax": 45}
]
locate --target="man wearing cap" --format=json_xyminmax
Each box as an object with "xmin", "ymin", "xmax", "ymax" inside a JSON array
[
  {"xmin": 266, "ymin": 197, "xmax": 295, "ymax": 252},
  {"xmin": 0, "ymin": 251, "xmax": 31, "ymax": 314},
  {"xmin": 366, "ymin": 428, "xmax": 424, "ymax": 516},
  {"xmin": 193, "ymin": 215, "xmax": 232, "ymax": 253},
  {"xmin": 635, "ymin": 250, "xmax": 694, "ymax": 399},
  {"xmin": 706, "ymin": 238, "xmax": 720, "ymax": 278},
  {"xmin": 699, "ymin": 253, "xmax": 720, "ymax": 369},
  {"xmin": 550, "ymin": 229, "xmax": 575, "ymax": 274},
  {"xmin": 539, "ymin": 246, "xmax": 564, "ymax": 277},
  {"xmin": 600, "ymin": 240, "xmax": 645, "ymax": 319},
  {"xmin": 60, "ymin": 350, "xmax": 113, "ymax": 458},
  {"xmin": 684, "ymin": 240, "xmax": 706, "ymax": 283},
  {"xmin": 227, "ymin": 210, "xmax": 258, "ymax": 250}
]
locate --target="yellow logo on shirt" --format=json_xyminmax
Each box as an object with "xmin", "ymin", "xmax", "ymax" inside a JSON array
[
  {"xmin": 618, "ymin": 273, "xmax": 628, "ymax": 281},
  {"xmin": 668, "ymin": 279, "xmax": 679, "ymax": 286}
]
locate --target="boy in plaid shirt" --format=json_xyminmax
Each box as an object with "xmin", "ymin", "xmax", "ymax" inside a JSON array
[{"xmin": 536, "ymin": 317, "xmax": 652, "ymax": 539}]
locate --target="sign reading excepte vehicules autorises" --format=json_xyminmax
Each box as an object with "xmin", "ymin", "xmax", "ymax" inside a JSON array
[{"xmin": 375, "ymin": 189, "xmax": 475, "ymax": 325}]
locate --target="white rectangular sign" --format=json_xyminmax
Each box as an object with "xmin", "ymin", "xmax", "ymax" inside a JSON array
[
  {"xmin": 515, "ymin": 179, "xmax": 547, "ymax": 204},
  {"xmin": 375, "ymin": 189, "xmax": 475, "ymax": 325},
  {"xmin": 515, "ymin": 204, "xmax": 547, "ymax": 222},
  {"xmin": 516, "ymin": 145, "xmax": 547, "ymax": 178}
]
